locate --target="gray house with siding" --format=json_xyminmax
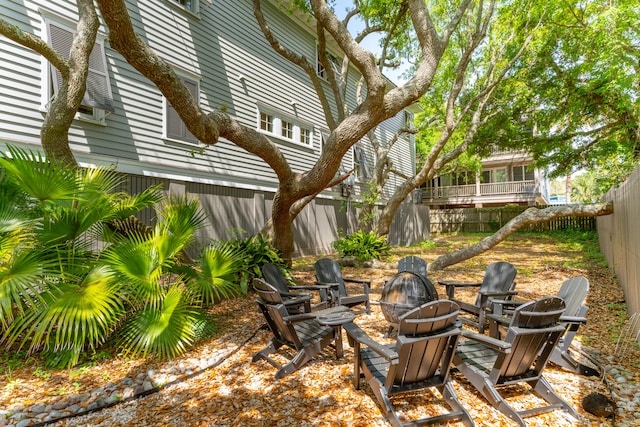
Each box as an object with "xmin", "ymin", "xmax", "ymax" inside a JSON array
[{"xmin": 0, "ymin": 0, "xmax": 427, "ymax": 255}]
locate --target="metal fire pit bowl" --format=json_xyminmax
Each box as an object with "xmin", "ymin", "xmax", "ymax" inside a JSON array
[{"xmin": 380, "ymin": 271, "xmax": 438, "ymax": 324}]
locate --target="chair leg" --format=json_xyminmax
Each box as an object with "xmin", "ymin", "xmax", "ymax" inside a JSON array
[
  {"xmin": 550, "ymin": 347, "xmax": 600, "ymax": 377},
  {"xmin": 531, "ymin": 377, "xmax": 579, "ymax": 419},
  {"xmin": 480, "ymin": 378, "xmax": 527, "ymax": 427},
  {"xmin": 367, "ymin": 381, "xmax": 403, "ymax": 427},
  {"xmin": 274, "ymin": 349, "xmax": 313, "ymax": 380},
  {"xmin": 439, "ymin": 383, "xmax": 475, "ymax": 427}
]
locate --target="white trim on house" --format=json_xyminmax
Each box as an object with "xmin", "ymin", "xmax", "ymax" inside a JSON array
[
  {"xmin": 165, "ymin": 0, "xmax": 203, "ymax": 18},
  {"xmin": 255, "ymin": 102, "xmax": 315, "ymax": 149}
]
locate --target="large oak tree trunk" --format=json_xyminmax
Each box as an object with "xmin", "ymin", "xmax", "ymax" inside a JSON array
[{"xmin": 427, "ymin": 203, "xmax": 613, "ymax": 272}]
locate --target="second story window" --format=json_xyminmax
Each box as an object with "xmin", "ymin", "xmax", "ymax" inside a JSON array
[
  {"xmin": 317, "ymin": 50, "xmax": 341, "ymax": 80},
  {"xmin": 170, "ymin": 0, "xmax": 200, "ymax": 15},
  {"xmin": 260, "ymin": 112, "xmax": 273, "ymax": 132},
  {"xmin": 404, "ymin": 111, "xmax": 413, "ymax": 129},
  {"xmin": 281, "ymin": 120, "xmax": 293, "ymax": 139},
  {"xmin": 300, "ymin": 128, "xmax": 311, "ymax": 146},
  {"xmin": 165, "ymin": 74, "xmax": 199, "ymax": 144},
  {"xmin": 256, "ymin": 105, "xmax": 314, "ymax": 148},
  {"xmin": 44, "ymin": 16, "xmax": 115, "ymax": 124},
  {"xmin": 353, "ymin": 145, "xmax": 372, "ymax": 181},
  {"xmin": 513, "ymin": 165, "xmax": 535, "ymax": 181}
]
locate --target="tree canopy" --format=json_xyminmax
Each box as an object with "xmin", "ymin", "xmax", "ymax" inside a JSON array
[{"xmin": 478, "ymin": 0, "xmax": 640, "ymax": 181}]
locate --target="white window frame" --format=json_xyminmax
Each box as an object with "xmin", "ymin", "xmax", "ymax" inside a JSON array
[
  {"xmin": 256, "ymin": 104, "xmax": 314, "ymax": 148},
  {"xmin": 167, "ymin": 0, "xmax": 201, "ymax": 16},
  {"xmin": 353, "ymin": 145, "xmax": 372, "ymax": 181},
  {"xmin": 482, "ymin": 167, "xmax": 507, "ymax": 183},
  {"xmin": 316, "ymin": 47, "xmax": 342, "ymax": 81},
  {"xmin": 512, "ymin": 164, "xmax": 535, "ymax": 181},
  {"xmin": 42, "ymin": 13, "xmax": 114, "ymax": 126},
  {"xmin": 163, "ymin": 72, "xmax": 200, "ymax": 145}
]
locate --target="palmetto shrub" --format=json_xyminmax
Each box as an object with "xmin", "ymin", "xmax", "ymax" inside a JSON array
[
  {"xmin": 332, "ymin": 230, "xmax": 390, "ymax": 262},
  {"xmin": 0, "ymin": 146, "xmax": 245, "ymax": 368}
]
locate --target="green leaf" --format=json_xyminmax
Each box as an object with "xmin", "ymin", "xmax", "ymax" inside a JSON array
[{"xmin": 119, "ymin": 284, "xmax": 200, "ymax": 359}]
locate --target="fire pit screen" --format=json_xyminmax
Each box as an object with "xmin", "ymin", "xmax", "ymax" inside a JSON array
[{"xmin": 380, "ymin": 272, "xmax": 439, "ymax": 324}]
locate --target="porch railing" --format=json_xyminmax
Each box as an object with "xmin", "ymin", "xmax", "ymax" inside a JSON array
[{"xmin": 423, "ymin": 180, "xmax": 537, "ymax": 199}]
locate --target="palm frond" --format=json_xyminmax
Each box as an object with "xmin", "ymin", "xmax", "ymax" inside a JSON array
[
  {"xmin": 156, "ymin": 194, "xmax": 207, "ymax": 244},
  {"xmin": 111, "ymin": 185, "xmax": 164, "ymax": 219},
  {"xmin": 189, "ymin": 243, "xmax": 244, "ymax": 306},
  {"xmin": 0, "ymin": 146, "xmax": 78, "ymax": 204},
  {"xmin": 119, "ymin": 283, "xmax": 200, "ymax": 359},
  {"xmin": 0, "ymin": 249, "xmax": 49, "ymax": 328},
  {"xmin": 4, "ymin": 266, "xmax": 123, "ymax": 367},
  {"xmin": 101, "ymin": 235, "xmax": 164, "ymax": 304}
]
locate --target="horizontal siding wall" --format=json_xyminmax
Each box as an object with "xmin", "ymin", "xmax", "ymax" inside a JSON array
[
  {"xmin": 1, "ymin": 0, "xmax": 415, "ymax": 202},
  {"xmin": 1, "ymin": 0, "xmax": 422, "ymax": 255}
]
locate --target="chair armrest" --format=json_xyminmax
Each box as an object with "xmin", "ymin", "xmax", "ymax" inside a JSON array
[
  {"xmin": 438, "ymin": 280, "xmax": 482, "ymax": 288},
  {"xmin": 344, "ymin": 278, "xmax": 371, "ymax": 285},
  {"xmin": 486, "ymin": 313, "xmax": 511, "ymax": 326},
  {"xmin": 280, "ymin": 291, "xmax": 312, "ymax": 299},
  {"xmin": 439, "ymin": 280, "xmax": 482, "ymax": 299},
  {"xmin": 490, "ymin": 299, "xmax": 524, "ymax": 314},
  {"xmin": 481, "ymin": 290, "xmax": 518, "ymax": 298},
  {"xmin": 282, "ymin": 313, "xmax": 320, "ymax": 323},
  {"xmin": 292, "ymin": 284, "xmax": 335, "ymax": 291},
  {"xmin": 345, "ymin": 278, "xmax": 370, "ymax": 296},
  {"xmin": 560, "ymin": 315, "xmax": 587, "ymax": 325},
  {"xmin": 343, "ymin": 323, "xmax": 398, "ymax": 361},
  {"xmin": 461, "ymin": 329, "xmax": 512, "ymax": 352},
  {"xmin": 314, "ymin": 281, "xmax": 340, "ymax": 288}
]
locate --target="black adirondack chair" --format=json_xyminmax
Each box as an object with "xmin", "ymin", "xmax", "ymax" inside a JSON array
[
  {"xmin": 344, "ymin": 300, "xmax": 474, "ymax": 427},
  {"xmin": 314, "ymin": 258, "xmax": 370, "ymax": 313},
  {"xmin": 488, "ymin": 275, "xmax": 597, "ymax": 376},
  {"xmin": 397, "ymin": 255, "xmax": 428, "ymax": 277},
  {"xmin": 453, "ymin": 296, "xmax": 578, "ymax": 426},
  {"xmin": 438, "ymin": 261, "xmax": 517, "ymax": 333},
  {"xmin": 261, "ymin": 263, "xmax": 335, "ymax": 313},
  {"xmin": 251, "ymin": 278, "xmax": 347, "ymax": 379}
]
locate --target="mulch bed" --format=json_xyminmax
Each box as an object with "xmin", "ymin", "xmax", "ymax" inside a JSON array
[{"xmin": 2, "ymin": 233, "xmax": 639, "ymax": 426}]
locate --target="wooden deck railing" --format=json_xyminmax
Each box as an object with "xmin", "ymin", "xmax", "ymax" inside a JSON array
[{"xmin": 423, "ymin": 180, "xmax": 537, "ymax": 199}]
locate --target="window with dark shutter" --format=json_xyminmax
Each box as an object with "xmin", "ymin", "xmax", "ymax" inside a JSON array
[
  {"xmin": 166, "ymin": 76, "xmax": 199, "ymax": 144},
  {"xmin": 47, "ymin": 21, "xmax": 114, "ymax": 113},
  {"xmin": 353, "ymin": 145, "xmax": 372, "ymax": 179}
]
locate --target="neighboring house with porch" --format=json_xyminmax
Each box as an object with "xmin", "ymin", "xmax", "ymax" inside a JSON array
[
  {"xmin": 421, "ymin": 150, "xmax": 550, "ymax": 209},
  {"xmin": 0, "ymin": 0, "xmax": 424, "ymax": 255}
]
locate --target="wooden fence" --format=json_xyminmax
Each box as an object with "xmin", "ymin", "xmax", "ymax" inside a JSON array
[
  {"xmin": 430, "ymin": 206, "xmax": 596, "ymax": 233},
  {"xmin": 598, "ymin": 167, "xmax": 640, "ymax": 328},
  {"xmin": 116, "ymin": 173, "xmax": 430, "ymax": 257}
]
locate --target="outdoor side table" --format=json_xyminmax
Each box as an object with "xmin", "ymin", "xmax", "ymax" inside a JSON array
[{"xmin": 316, "ymin": 311, "xmax": 356, "ymax": 359}]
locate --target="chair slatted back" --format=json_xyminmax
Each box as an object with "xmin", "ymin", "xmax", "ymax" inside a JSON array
[
  {"xmin": 390, "ymin": 301, "xmax": 460, "ymax": 388},
  {"xmin": 498, "ymin": 297, "xmax": 566, "ymax": 379},
  {"xmin": 261, "ymin": 263, "xmax": 291, "ymax": 294},
  {"xmin": 315, "ymin": 258, "xmax": 347, "ymax": 297},
  {"xmin": 253, "ymin": 279, "xmax": 302, "ymax": 349},
  {"xmin": 475, "ymin": 261, "xmax": 517, "ymax": 306},
  {"xmin": 397, "ymin": 256, "xmax": 428, "ymax": 277},
  {"xmin": 557, "ymin": 276, "xmax": 589, "ymax": 317}
]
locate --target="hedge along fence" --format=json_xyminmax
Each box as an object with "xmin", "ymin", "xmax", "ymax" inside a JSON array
[{"xmin": 430, "ymin": 206, "xmax": 597, "ymax": 233}]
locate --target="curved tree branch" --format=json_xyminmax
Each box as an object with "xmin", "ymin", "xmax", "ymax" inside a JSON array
[{"xmin": 428, "ymin": 203, "xmax": 614, "ymax": 271}]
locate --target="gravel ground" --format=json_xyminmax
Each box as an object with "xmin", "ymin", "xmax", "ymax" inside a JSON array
[{"xmin": 1, "ymin": 233, "xmax": 639, "ymax": 427}]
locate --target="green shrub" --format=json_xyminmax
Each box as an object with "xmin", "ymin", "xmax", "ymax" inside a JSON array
[
  {"xmin": 332, "ymin": 231, "xmax": 390, "ymax": 261},
  {"xmin": 225, "ymin": 231, "xmax": 286, "ymax": 290},
  {"xmin": 0, "ymin": 145, "xmax": 245, "ymax": 368}
]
